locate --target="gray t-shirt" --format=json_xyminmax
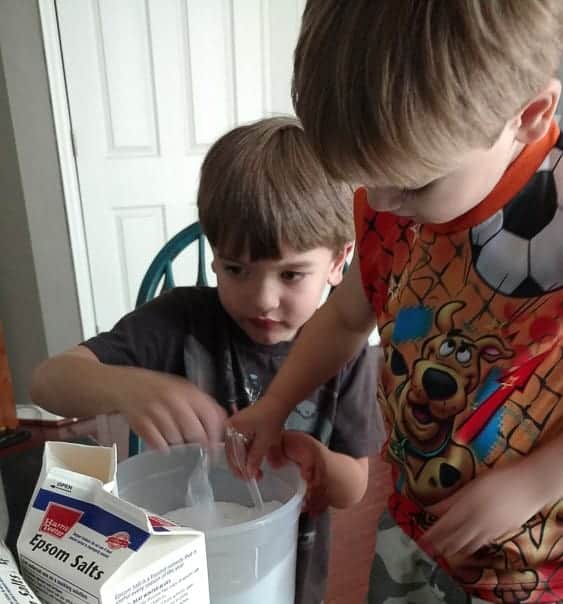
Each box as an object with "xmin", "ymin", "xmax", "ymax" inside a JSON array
[{"xmin": 83, "ymin": 286, "xmax": 379, "ymax": 604}]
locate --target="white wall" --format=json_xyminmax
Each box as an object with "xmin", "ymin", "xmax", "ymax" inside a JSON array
[{"xmin": 0, "ymin": 0, "xmax": 82, "ymax": 405}]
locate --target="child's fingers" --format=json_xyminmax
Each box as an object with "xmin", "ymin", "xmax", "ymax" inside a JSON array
[
  {"xmin": 175, "ymin": 407, "xmax": 209, "ymax": 447},
  {"xmin": 281, "ymin": 431, "xmax": 313, "ymax": 464},
  {"xmin": 133, "ymin": 418, "xmax": 169, "ymax": 452},
  {"xmin": 267, "ymin": 443, "xmax": 287, "ymax": 469},
  {"xmin": 305, "ymin": 485, "xmax": 329, "ymax": 516},
  {"xmin": 191, "ymin": 397, "xmax": 228, "ymax": 446},
  {"xmin": 153, "ymin": 408, "xmax": 190, "ymax": 446},
  {"xmin": 224, "ymin": 424, "xmax": 266, "ymax": 481},
  {"xmin": 246, "ymin": 433, "xmax": 271, "ymax": 478},
  {"xmin": 199, "ymin": 405, "xmax": 228, "ymax": 447},
  {"xmin": 281, "ymin": 433, "xmax": 323, "ymax": 487},
  {"xmin": 224, "ymin": 424, "xmax": 252, "ymax": 479}
]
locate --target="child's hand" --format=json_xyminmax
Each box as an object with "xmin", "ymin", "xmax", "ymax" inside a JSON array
[
  {"xmin": 420, "ymin": 462, "xmax": 544, "ymax": 564},
  {"xmin": 269, "ymin": 431, "xmax": 330, "ymax": 516},
  {"xmin": 114, "ymin": 368, "xmax": 227, "ymax": 450},
  {"xmin": 226, "ymin": 395, "xmax": 287, "ymax": 478}
]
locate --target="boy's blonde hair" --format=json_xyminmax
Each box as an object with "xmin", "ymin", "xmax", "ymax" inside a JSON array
[
  {"xmin": 197, "ymin": 116, "xmax": 353, "ymax": 259},
  {"xmin": 293, "ymin": 0, "xmax": 563, "ymax": 188}
]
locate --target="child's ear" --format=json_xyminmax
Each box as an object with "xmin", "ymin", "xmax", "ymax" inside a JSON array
[
  {"xmin": 327, "ymin": 242, "xmax": 354, "ymax": 287},
  {"xmin": 514, "ymin": 78, "xmax": 561, "ymax": 144}
]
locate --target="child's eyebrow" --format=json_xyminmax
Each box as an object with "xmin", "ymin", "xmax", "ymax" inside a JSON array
[
  {"xmin": 218, "ymin": 255, "xmax": 244, "ymax": 264},
  {"xmin": 280, "ymin": 261, "xmax": 314, "ymax": 271}
]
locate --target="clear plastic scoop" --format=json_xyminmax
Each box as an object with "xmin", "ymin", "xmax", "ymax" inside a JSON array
[
  {"xmin": 185, "ymin": 446, "xmax": 222, "ymax": 529},
  {"xmin": 225, "ymin": 426, "xmax": 264, "ymax": 511},
  {"xmin": 186, "ymin": 446, "xmax": 214, "ymax": 505}
]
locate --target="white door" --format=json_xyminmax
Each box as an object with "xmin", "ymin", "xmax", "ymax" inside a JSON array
[{"xmin": 56, "ymin": 0, "xmax": 305, "ymax": 335}]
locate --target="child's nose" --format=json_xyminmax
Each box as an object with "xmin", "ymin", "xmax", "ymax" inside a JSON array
[{"xmin": 252, "ymin": 279, "xmax": 280, "ymax": 314}]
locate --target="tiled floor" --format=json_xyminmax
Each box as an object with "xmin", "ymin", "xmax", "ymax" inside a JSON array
[{"xmin": 326, "ymin": 456, "xmax": 391, "ymax": 604}]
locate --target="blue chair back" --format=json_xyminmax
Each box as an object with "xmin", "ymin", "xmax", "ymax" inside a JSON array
[
  {"xmin": 135, "ymin": 222, "xmax": 208, "ymax": 308},
  {"xmin": 130, "ymin": 221, "xmax": 208, "ymax": 455}
]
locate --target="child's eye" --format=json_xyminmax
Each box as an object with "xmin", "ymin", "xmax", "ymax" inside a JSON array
[
  {"xmin": 400, "ymin": 179, "xmax": 437, "ymax": 200},
  {"xmin": 224, "ymin": 264, "xmax": 243, "ymax": 276},
  {"xmin": 281, "ymin": 271, "xmax": 305, "ymax": 282}
]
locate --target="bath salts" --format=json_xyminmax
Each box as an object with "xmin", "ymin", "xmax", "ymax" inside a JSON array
[{"xmin": 165, "ymin": 500, "xmax": 282, "ymax": 530}]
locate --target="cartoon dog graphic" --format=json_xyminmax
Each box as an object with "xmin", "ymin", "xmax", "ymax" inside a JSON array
[{"xmin": 381, "ymin": 301, "xmax": 514, "ymax": 505}]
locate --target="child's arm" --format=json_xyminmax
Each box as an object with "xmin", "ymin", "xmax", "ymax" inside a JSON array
[
  {"xmin": 271, "ymin": 431, "xmax": 369, "ymax": 514},
  {"xmin": 229, "ymin": 255, "xmax": 377, "ymax": 476},
  {"xmin": 421, "ymin": 434, "xmax": 563, "ymax": 563},
  {"xmin": 30, "ymin": 346, "xmax": 227, "ymax": 449}
]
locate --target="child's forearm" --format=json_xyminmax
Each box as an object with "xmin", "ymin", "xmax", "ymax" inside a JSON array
[
  {"xmin": 263, "ymin": 303, "xmax": 367, "ymax": 418},
  {"xmin": 30, "ymin": 346, "xmax": 129, "ymax": 417},
  {"xmin": 32, "ymin": 348, "xmax": 228, "ymax": 448},
  {"xmin": 320, "ymin": 448, "xmax": 369, "ymax": 508}
]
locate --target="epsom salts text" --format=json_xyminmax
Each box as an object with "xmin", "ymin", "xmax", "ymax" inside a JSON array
[{"xmin": 29, "ymin": 534, "xmax": 104, "ymax": 580}]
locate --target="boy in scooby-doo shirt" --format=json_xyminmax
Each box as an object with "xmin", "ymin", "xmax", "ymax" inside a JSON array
[
  {"xmin": 229, "ymin": 2, "xmax": 563, "ymax": 602},
  {"xmin": 355, "ymin": 123, "xmax": 562, "ymax": 602}
]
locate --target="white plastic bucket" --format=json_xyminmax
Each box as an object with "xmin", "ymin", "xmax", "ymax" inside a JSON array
[{"xmin": 117, "ymin": 445, "xmax": 305, "ymax": 604}]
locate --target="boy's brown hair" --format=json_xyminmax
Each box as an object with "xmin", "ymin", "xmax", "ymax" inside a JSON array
[
  {"xmin": 293, "ymin": 0, "xmax": 563, "ymax": 188},
  {"xmin": 197, "ymin": 116, "xmax": 353, "ymax": 260}
]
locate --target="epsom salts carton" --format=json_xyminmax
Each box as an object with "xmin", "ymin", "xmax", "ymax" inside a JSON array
[{"xmin": 17, "ymin": 442, "xmax": 209, "ymax": 604}]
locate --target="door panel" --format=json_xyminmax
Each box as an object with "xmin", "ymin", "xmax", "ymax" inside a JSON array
[{"xmin": 56, "ymin": 0, "xmax": 305, "ymax": 333}]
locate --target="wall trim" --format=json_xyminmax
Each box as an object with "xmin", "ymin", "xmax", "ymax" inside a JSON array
[{"xmin": 38, "ymin": 0, "xmax": 97, "ymax": 338}]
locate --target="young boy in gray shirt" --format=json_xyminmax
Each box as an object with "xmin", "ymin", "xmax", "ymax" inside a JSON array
[{"xmin": 31, "ymin": 116, "xmax": 382, "ymax": 604}]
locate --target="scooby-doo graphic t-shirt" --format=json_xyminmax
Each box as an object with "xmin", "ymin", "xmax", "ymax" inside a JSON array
[
  {"xmin": 355, "ymin": 122, "xmax": 563, "ymax": 603},
  {"xmin": 83, "ymin": 285, "xmax": 380, "ymax": 604}
]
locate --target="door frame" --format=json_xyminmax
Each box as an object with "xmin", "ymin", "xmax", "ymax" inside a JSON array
[
  {"xmin": 38, "ymin": 0, "xmax": 312, "ymax": 340},
  {"xmin": 38, "ymin": 0, "xmax": 97, "ymax": 338}
]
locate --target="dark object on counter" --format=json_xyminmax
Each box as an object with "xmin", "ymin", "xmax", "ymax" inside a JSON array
[
  {"xmin": 0, "ymin": 429, "xmax": 31, "ymax": 449},
  {"xmin": 1, "ymin": 436, "xmax": 96, "ymax": 557}
]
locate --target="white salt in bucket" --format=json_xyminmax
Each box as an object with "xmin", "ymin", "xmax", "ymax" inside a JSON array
[{"xmin": 117, "ymin": 444, "xmax": 305, "ymax": 604}]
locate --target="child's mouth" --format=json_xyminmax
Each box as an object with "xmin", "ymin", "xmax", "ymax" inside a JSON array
[{"xmin": 249, "ymin": 318, "xmax": 280, "ymax": 330}]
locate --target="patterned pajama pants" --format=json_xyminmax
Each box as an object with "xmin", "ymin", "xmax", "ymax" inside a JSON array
[{"xmin": 367, "ymin": 511, "xmax": 490, "ymax": 604}]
